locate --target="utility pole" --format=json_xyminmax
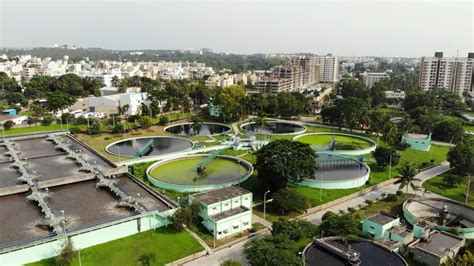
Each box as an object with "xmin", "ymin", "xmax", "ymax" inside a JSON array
[
  {"xmin": 466, "ymin": 175, "xmax": 471, "ymax": 204},
  {"xmin": 388, "ymin": 154, "xmax": 392, "ymax": 179}
]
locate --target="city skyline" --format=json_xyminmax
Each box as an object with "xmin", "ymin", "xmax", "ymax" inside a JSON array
[{"xmin": 1, "ymin": 0, "xmax": 472, "ymax": 57}]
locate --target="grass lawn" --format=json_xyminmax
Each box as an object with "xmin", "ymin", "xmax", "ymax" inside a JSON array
[
  {"xmin": 350, "ymin": 195, "xmax": 406, "ymax": 220},
  {"xmin": 189, "ymin": 222, "xmax": 264, "ymax": 248},
  {"xmin": 423, "ymin": 172, "xmax": 474, "ymax": 207},
  {"xmin": 27, "ymin": 228, "xmax": 203, "ymax": 266},
  {"xmin": 379, "ymin": 108, "xmax": 406, "ymax": 118},
  {"xmin": 2, "ymin": 124, "xmax": 86, "ymax": 136}
]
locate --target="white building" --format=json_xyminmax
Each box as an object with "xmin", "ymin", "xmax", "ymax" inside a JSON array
[
  {"xmin": 360, "ymin": 72, "xmax": 390, "ymax": 88},
  {"xmin": 419, "ymin": 52, "xmax": 474, "ymax": 95},
  {"xmin": 385, "ymin": 90, "xmax": 406, "ymax": 99},
  {"xmin": 189, "ymin": 186, "xmax": 253, "ymax": 240},
  {"xmin": 315, "ymin": 54, "xmax": 339, "ymax": 83},
  {"xmin": 70, "ymin": 92, "xmax": 150, "ymax": 116}
]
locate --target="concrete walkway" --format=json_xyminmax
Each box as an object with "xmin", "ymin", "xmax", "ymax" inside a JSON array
[
  {"xmin": 231, "ymin": 121, "xmax": 240, "ymax": 135},
  {"xmin": 185, "ymin": 228, "xmax": 214, "ymax": 255},
  {"xmin": 252, "ymin": 214, "xmax": 272, "ymax": 229}
]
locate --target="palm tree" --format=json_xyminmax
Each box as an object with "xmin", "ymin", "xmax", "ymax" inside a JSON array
[
  {"xmin": 191, "ymin": 117, "xmax": 203, "ymax": 135},
  {"xmin": 395, "ymin": 162, "xmax": 420, "ymax": 194}
]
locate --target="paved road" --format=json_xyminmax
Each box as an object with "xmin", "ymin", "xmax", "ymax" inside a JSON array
[{"xmin": 184, "ymin": 162, "xmax": 451, "ymax": 266}]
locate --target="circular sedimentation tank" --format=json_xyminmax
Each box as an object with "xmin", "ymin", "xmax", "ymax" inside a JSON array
[
  {"xmin": 146, "ymin": 155, "xmax": 253, "ymax": 192},
  {"xmin": 105, "ymin": 136, "xmax": 193, "ymax": 158},
  {"xmin": 240, "ymin": 120, "xmax": 306, "ymax": 135},
  {"xmin": 298, "ymin": 153, "xmax": 370, "ymax": 189},
  {"xmin": 164, "ymin": 122, "xmax": 231, "ymax": 136},
  {"xmin": 303, "ymin": 237, "xmax": 407, "ymax": 266},
  {"xmin": 293, "ymin": 132, "xmax": 376, "ymax": 156},
  {"xmin": 403, "ymin": 197, "xmax": 474, "ymax": 239}
]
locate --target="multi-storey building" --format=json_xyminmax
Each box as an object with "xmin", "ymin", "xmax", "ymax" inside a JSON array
[
  {"xmin": 290, "ymin": 56, "xmax": 320, "ymax": 86},
  {"xmin": 314, "ymin": 54, "xmax": 339, "ymax": 83},
  {"xmin": 189, "ymin": 186, "xmax": 253, "ymax": 240},
  {"xmin": 360, "ymin": 72, "xmax": 390, "ymax": 88},
  {"xmin": 254, "ymin": 78, "xmax": 292, "ymax": 94},
  {"xmin": 272, "ymin": 65, "xmax": 304, "ymax": 91},
  {"xmin": 419, "ymin": 52, "xmax": 474, "ymax": 95}
]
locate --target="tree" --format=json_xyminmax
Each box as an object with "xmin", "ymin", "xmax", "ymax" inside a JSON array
[
  {"xmin": 395, "ymin": 162, "xmax": 420, "ymax": 194},
  {"xmin": 448, "ymin": 136, "xmax": 474, "ymax": 176},
  {"xmin": 336, "ymin": 78, "xmax": 368, "ymax": 99},
  {"xmin": 372, "ymin": 147, "xmax": 400, "ymax": 168},
  {"xmin": 318, "ymin": 211, "xmax": 359, "ymax": 236},
  {"xmin": 138, "ymin": 116, "xmax": 153, "ymax": 129},
  {"xmin": 138, "ymin": 252, "xmax": 156, "ymax": 266},
  {"xmin": 42, "ymin": 114, "xmax": 55, "ymax": 126},
  {"xmin": 337, "ymin": 97, "xmax": 366, "ymax": 130},
  {"xmin": 255, "ymin": 139, "xmax": 318, "ymax": 191},
  {"xmin": 45, "ymin": 92, "xmax": 76, "ymax": 112},
  {"xmin": 88, "ymin": 119, "xmax": 101, "ymax": 135},
  {"xmin": 320, "ymin": 105, "xmax": 342, "ymax": 125},
  {"xmin": 272, "ymin": 218, "xmax": 317, "ymax": 240},
  {"xmin": 190, "ymin": 117, "xmax": 203, "ymax": 135},
  {"xmin": 271, "ymin": 188, "xmax": 308, "ymax": 214},
  {"xmin": 2, "ymin": 120, "xmax": 14, "ymax": 130},
  {"xmin": 171, "ymin": 207, "xmax": 192, "ymax": 230},
  {"xmin": 3, "ymin": 92, "xmax": 27, "ymax": 106},
  {"xmin": 403, "ymin": 92, "xmax": 433, "ymax": 112},
  {"xmin": 433, "ymin": 120, "xmax": 465, "ymax": 143},
  {"xmin": 244, "ymin": 235, "xmax": 303, "ymax": 266},
  {"xmin": 54, "ymin": 239, "xmax": 76, "ymax": 266},
  {"xmin": 216, "ymin": 85, "xmax": 246, "ymax": 121}
]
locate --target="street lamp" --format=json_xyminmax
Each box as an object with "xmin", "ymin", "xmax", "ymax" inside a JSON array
[{"xmin": 263, "ymin": 190, "xmax": 270, "ymax": 220}]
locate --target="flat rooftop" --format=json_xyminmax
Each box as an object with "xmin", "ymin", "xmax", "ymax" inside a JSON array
[
  {"xmin": 192, "ymin": 185, "xmax": 251, "ymax": 205},
  {"xmin": 411, "ymin": 231, "xmax": 464, "ymax": 258},
  {"xmin": 367, "ymin": 212, "xmax": 397, "ymax": 225},
  {"xmin": 403, "ymin": 133, "xmax": 429, "ymax": 139},
  {"xmin": 212, "ymin": 206, "xmax": 250, "ymax": 221},
  {"xmin": 0, "ymin": 134, "xmax": 175, "ymax": 251}
]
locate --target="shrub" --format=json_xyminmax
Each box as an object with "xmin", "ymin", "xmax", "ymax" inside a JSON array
[
  {"xmin": 112, "ymin": 122, "xmax": 124, "ymax": 134},
  {"xmin": 396, "ymin": 142, "xmax": 411, "ymax": 150},
  {"xmin": 2, "ymin": 120, "xmax": 14, "ymax": 130},
  {"xmin": 347, "ymin": 207, "xmax": 356, "ymax": 213},
  {"xmin": 318, "ymin": 211, "xmax": 359, "ymax": 236},
  {"xmin": 138, "ymin": 252, "xmax": 156, "ymax": 266},
  {"xmin": 159, "ymin": 116, "xmax": 169, "ymax": 126},
  {"xmin": 41, "ymin": 114, "xmax": 55, "ymax": 126},
  {"xmin": 364, "ymin": 199, "xmax": 373, "ymax": 206},
  {"xmin": 171, "ymin": 207, "xmax": 192, "ymax": 230},
  {"xmin": 396, "ymin": 190, "xmax": 403, "ymax": 196},
  {"xmin": 220, "ymin": 259, "xmax": 242, "ymax": 266},
  {"xmin": 442, "ymin": 174, "xmax": 463, "ymax": 187},
  {"xmin": 384, "ymin": 194, "xmax": 398, "ymax": 202},
  {"xmin": 54, "ymin": 239, "xmax": 76, "ymax": 266}
]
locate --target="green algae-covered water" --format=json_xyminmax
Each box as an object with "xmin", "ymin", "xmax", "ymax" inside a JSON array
[
  {"xmin": 297, "ymin": 134, "xmax": 372, "ymax": 150},
  {"xmin": 149, "ymin": 157, "xmax": 249, "ymax": 185}
]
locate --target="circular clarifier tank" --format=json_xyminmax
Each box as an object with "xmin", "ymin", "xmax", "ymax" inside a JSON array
[
  {"xmin": 240, "ymin": 120, "xmax": 306, "ymax": 135},
  {"xmin": 303, "ymin": 237, "xmax": 407, "ymax": 266},
  {"xmin": 164, "ymin": 122, "xmax": 231, "ymax": 136},
  {"xmin": 146, "ymin": 155, "xmax": 253, "ymax": 192},
  {"xmin": 293, "ymin": 132, "xmax": 377, "ymax": 156},
  {"xmin": 105, "ymin": 136, "xmax": 193, "ymax": 158}
]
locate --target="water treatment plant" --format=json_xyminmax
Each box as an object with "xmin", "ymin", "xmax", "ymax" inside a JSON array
[
  {"xmin": 240, "ymin": 120, "xmax": 306, "ymax": 135},
  {"xmin": 0, "ymin": 133, "xmax": 176, "ymax": 265},
  {"xmin": 164, "ymin": 122, "xmax": 231, "ymax": 136},
  {"xmin": 146, "ymin": 153, "xmax": 253, "ymax": 192},
  {"xmin": 299, "ymin": 153, "xmax": 370, "ymax": 189},
  {"xmin": 293, "ymin": 132, "xmax": 377, "ymax": 156},
  {"xmin": 403, "ymin": 197, "xmax": 474, "ymax": 239},
  {"xmin": 105, "ymin": 136, "xmax": 194, "ymax": 158},
  {"xmin": 302, "ymin": 237, "xmax": 407, "ymax": 266}
]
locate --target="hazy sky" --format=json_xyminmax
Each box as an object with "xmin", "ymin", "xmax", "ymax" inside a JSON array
[{"xmin": 0, "ymin": 0, "xmax": 472, "ymax": 57}]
